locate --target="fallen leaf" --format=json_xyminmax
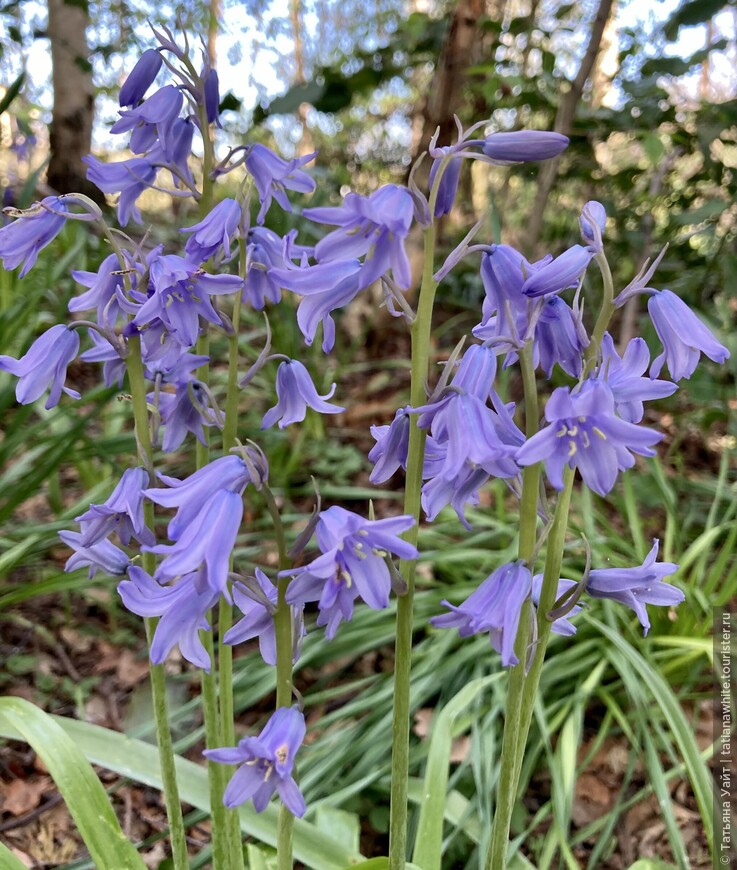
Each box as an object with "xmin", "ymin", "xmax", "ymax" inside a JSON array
[{"xmin": 1, "ymin": 776, "xmax": 51, "ymax": 816}]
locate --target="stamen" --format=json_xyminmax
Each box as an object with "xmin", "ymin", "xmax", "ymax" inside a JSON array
[
  {"xmin": 592, "ymin": 426, "xmax": 607, "ymax": 440},
  {"xmin": 567, "ymin": 440, "xmax": 577, "ymax": 457}
]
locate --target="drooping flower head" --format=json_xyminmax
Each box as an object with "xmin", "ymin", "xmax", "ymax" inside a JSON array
[
  {"xmin": 600, "ymin": 333, "xmax": 676, "ymax": 423},
  {"xmin": 75, "ymin": 467, "xmax": 154, "ymax": 547},
  {"xmin": 119, "ymin": 49, "xmax": 163, "ymax": 106},
  {"xmin": 285, "ymin": 507, "xmax": 418, "ymax": 638},
  {"xmin": 586, "ymin": 539, "xmax": 682, "ymax": 635},
  {"xmin": 516, "ymin": 379, "xmax": 662, "ymax": 496},
  {"xmin": 262, "ymin": 359, "xmax": 344, "ymax": 429},
  {"xmin": 244, "ymin": 143, "xmax": 316, "ymax": 224},
  {"xmin": 431, "ymin": 561, "xmax": 533, "ymax": 666},
  {"xmin": 181, "ymin": 198, "xmax": 241, "ymax": 263},
  {"xmin": 0, "ymin": 325, "xmax": 80, "ymax": 409},
  {"xmin": 647, "ymin": 289, "xmax": 730, "ymax": 381},
  {"xmin": 0, "ymin": 197, "xmax": 70, "ymax": 277},
  {"xmin": 204, "ymin": 707, "xmax": 307, "ymax": 816},
  {"xmin": 304, "ymin": 184, "xmax": 414, "ymax": 290}
]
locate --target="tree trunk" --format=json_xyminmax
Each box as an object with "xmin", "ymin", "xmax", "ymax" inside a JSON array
[
  {"xmin": 47, "ymin": 0, "xmax": 98, "ymax": 198},
  {"xmin": 410, "ymin": 0, "xmax": 491, "ymax": 188},
  {"xmin": 524, "ymin": 0, "xmax": 615, "ymax": 254}
]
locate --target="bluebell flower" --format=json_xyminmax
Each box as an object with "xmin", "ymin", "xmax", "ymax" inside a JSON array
[
  {"xmin": 181, "ymin": 198, "xmax": 241, "ymax": 263},
  {"xmin": 80, "ymin": 331, "xmax": 127, "ymax": 388},
  {"xmin": 516, "ymin": 379, "xmax": 662, "ymax": 496},
  {"xmin": 600, "ymin": 333, "xmax": 676, "ymax": 423},
  {"xmin": 133, "ymin": 253, "xmax": 243, "ymax": 348},
  {"xmin": 59, "ymin": 530, "xmax": 130, "ymax": 578},
  {"xmin": 262, "ymin": 359, "xmax": 344, "ymax": 429},
  {"xmin": 224, "ymin": 569, "xmax": 305, "ymax": 666},
  {"xmin": 156, "ymin": 382, "xmax": 216, "ymax": 452},
  {"xmin": 76, "ymin": 467, "xmax": 154, "ymax": 547},
  {"xmin": 271, "ymin": 259, "xmax": 363, "ymax": 351},
  {"xmin": 160, "ymin": 117, "xmax": 195, "ymax": 186},
  {"xmin": 522, "ymin": 245, "xmax": 593, "ymax": 298},
  {"xmin": 69, "ymin": 253, "xmax": 126, "ymax": 325},
  {"xmin": 421, "ymin": 463, "xmax": 490, "ymax": 528},
  {"xmin": 84, "ymin": 155, "xmax": 157, "ymax": 225},
  {"xmin": 204, "ymin": 706, "xmax": 307, "ymax": 816},
  {"xmin": 648, "ymin": 289, "xmax": 730, "ymax": 381},
  {"xmin": 428, "ymin": 150, "xmax": 462, "ymax": 217},
  {"xmin": 481, "ymin": 130, "xmax": 569, "ymax": 163},
  {"xmin": 431, "ymin": 561, "xmax": 533, "ymax": 666},
  {"xmin": 203, "ymin": 68, "xmax": 220, "ymax": 123},
  {"xmin": 0, "ymin": 325, "xmax": 80, "ymax": 409},
  {"xmin": 145, "ymin": 453, "xmax": 258, "ymax": 541},
  {"xmin": 369, "ymin": 407, "xmax": 412, "ymax": 484},
  {"xmin": 145, "ymin": 490, "xmax": 243, "ymax": 593},
  {"xmin": 244, "ymin": 144, "xmax": 316, "ymax": 224},
  {"xmin": 242, "ymin": 227, "xmax": 288, "ymax": 309},
  {"xmin": 119, "ymin": 49, "xmax": 163, "ymax": 106},
  {"xmin": 285, "ymin": 507, "xmax": 418, "ymax": 638},
  {"xmin": 112, "ymin": 85, "xmax": 183, "ymax": 155},
  {"xmin": 535, "ymin": 295, "xmax": 588, "ymax": 378},
  {"xmin": 305, "ymin": 184, "xmax": 414, "ymax": 290},
  {"xmin": 579, "ymin": 200, "xmax": 607, "ymax": 250},
  {"xmin": 586, "ymin": 539, "xmax": 682, "ymax": 635},
  {"xmin": 0, "ymin": 197, "xmax": 70, "ymax": 277},
  {"xmin": 118, "ymin": 567, "xmax": 219, "ymax": 670}
]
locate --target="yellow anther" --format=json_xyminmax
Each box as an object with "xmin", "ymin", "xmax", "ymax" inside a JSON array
[
  {"xmin": 567, "ymin": 440, "xmax": 577, "ymax": 457},
  {"xmin": 567, "ymin": 425, "xmax": 578, "ymax": 436},
  {"xmin": 592, "ymin": 426, "xmax": 607, "ymax": 440},
  {"xmin": 581, "ymin": 431, "xmax": 590, "ymax": 448},
  {"xmin": 556, "ymin": 425, "xmax": 568, "ymax": 438}
]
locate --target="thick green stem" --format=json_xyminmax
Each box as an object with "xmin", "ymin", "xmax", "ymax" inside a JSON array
[
  {"xmin": 126, "ymin": 336, "xmax": 188, "ymax": 870},
  {"xmin": 388, "ymin": 215, "xmax": 439, "ymax": 869},
  {"xmin": 201, "ymin": 633, "xmax": 230, "ymax": 869},
  {"xmin": 485, "ymin": 342, "xmax": 541, "ymax": 869}
]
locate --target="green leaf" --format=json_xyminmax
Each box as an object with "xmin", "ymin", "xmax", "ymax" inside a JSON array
[
  {"xmin": 0, "ymin": 841, "xmax": 30, "ymax": 870},
  {"xmin": 0, "ymin": 697, "xmax": 147, "ymax": 869},
  {"xmin": 592, "ymin": 621, "xmax": 714, "ymax": 851},
  {"xmin": 412, "ymin": 675, "xmax": 500, "ymax": 870},
  {"xmin": 626, "ymin": 860, "xmax": 678, "ymax": 870},
  {"xmin": 0, "ymin": 707, "xmax": 362, "ymax": 869},
  {"xmin": 339, "ymin": 861, "xmax": 425, "ymax": 870},
  {"xmin": 0, "ymin": 71, "xmax": 24, "ymax": 116},
  {"xmin": 314, "ymin": 806, "xmax": 361, "ymax": 854}
]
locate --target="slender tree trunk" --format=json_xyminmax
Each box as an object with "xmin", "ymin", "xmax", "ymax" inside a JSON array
[
  {"xmin": 290, "ymin": 0, "xmax": 314, "ymax": 156},
  {"xmin": 208, "ymin": 0, "xmax": 221, "ymax": 67},
  {"xmin": 524, "ymin": 0, "xmax": 615, "ymax": 254},
  {"xmin": 47, "ymin": 0, "xmax": 98, "ymax": 198}
]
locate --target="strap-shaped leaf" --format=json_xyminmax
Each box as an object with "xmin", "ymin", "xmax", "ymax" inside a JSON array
[
  {"xmin": 0, "ymin": 697, "xmax": 146, "ymax": 869},
  {"xmin": 0, "ymin": 702, "xmax": 362, "ymax": 869},
  {"xmin": 0, "ymin": 841, "xmax": 31, "ymax": 870}
]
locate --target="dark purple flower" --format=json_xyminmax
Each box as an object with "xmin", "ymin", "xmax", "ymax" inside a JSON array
[
  {"xmin": 118, "ymin": 567, "xmax": 219, "ymax": 670},
  {"xmin": 76, "ymin": 467, "xmax": 154, "ymax": 547},
  {"xmin": 155, "ymin": 382, "xmax": 215, "ymax": 452},
  {"xmin": 305, "ymin": 184, "xmax": 414, "ymax": 290},
  {"xmin": 145, "ymin": 454, "xmax": 258, "ymax": 541},
  {"xmin": 648, "ymin": 289, "xmax": 730, "ymax": 381},
  {"xmin": 586, "ymin": 539, "xmax": 682, "ymax": 635},
  {"xmin": 119, "ymin": 49, "xmax": 163, "ymax": 106},
  {"xmin": 428, "ymin": 151, "xmax": 462, "ymax": 217},
  {"xmin": 204, "ymin": 706, "xmax": 307, "ymax": 816},
  {"xmin": 244, "ymin": 144, "xmax": 316, "ymax": 224},
  {"xmin": 516, "ymin": 379, "xmax": 662, "ymax": 496},
  {"xmin": 262, "ymin": 359, "xmax": 344, "ymax": 429},
  {"xmin": 59, "ymin": 530, "xmax": 130, "ymax": 578},
  {"xmin": 224, "ymin": 569, "xmax": 305, "ymax": 666},
  {"xmin": 84, "ymin": 155, "xmax": 157, "ymax": 225},
  {"xmin": 0, "ymin": 325, "xmax": 80, "ymax": 409},
  {"xmin": 0, "ymin": 197, "xmax": 70, "ymax": 277},
  {"xmin": 285, "ymin": 507, "xmax": 418, "ymax": 638},
  {"xmin": 600, "ymin": 333, "xmax": 676, "ymax": 423},
  {"xmin": 181, "ymin": 199, "xmax": 241, "ymax": 263},
  {"xmin": 431, "ymin": 561, "xmax": 533, "ymax": 666},
  {"xmin": 481, "ymin": 131, "xmax": 569, "ymax": 163},
  {"xmin": 421, "ymin": 463, "xmax": 490, "ymax": 528},
  {"xmin": 203, "ymin": 68, "xmax": 220, "ymax": 123},
  {"xmin": 145, "ymin": 490, "xmax": 243, "ymax": 593},
  {"xmin": 522, "ymin": 245, "xmax": 593, "ymax": 298}
]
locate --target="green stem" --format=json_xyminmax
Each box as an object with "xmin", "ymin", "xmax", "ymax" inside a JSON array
[
  {"xmin": 201, "ymin": 632, "xmax": 230, "ymax": 869},
  {"xmin": 485, "ymin": 342, "xmax": 541, "ymax": 870},
  {"xmin": 586, "ymin": 251, "xmax": 615, "ymax": 367},
  {"xmin": 263, "ymin": 484, "xmax": 295, "ymax": 869},
  {"xmin": 126, "ymin": 336, "xmax": 188, "ymax": 870},
  {"xmin": 388, "ymin": 218, "xmax": 439, "ymax": 870}
]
